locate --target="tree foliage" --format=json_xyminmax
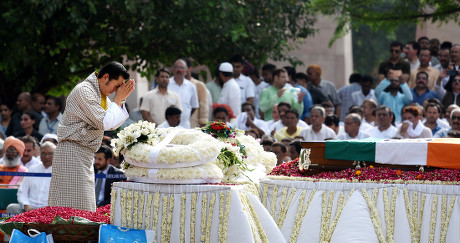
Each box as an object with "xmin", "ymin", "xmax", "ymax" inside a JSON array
[
  {"xmin": 307, "ymin": 0, "xmax": 460, "ymax": 46},
  {"xmin": 0, "ymin": 0, "xmax": 315, "ymax": 102}
]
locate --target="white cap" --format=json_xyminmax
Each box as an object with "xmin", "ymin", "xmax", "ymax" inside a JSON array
[{"xmin": 219, "ymin": 62, "xmax": 233, "ymax": 73}]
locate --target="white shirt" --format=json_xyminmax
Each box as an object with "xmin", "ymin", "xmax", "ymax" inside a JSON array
[
  {"xmin": 17, "ymin": 163, "xmax": 52, "ymax": 209},
  {"xmin": 337, "ymin": 130, "xmax": 370, "ymax": 140},
  {"xmin": 21, "ymin": 156, "xmax": 42, "ymax": 169},
  {"xmin": 366, "ymin": 125, "xmax": 397, "ymax": 139},
  {"xmin": 270, "ymin": 119, "xmax": 309, "ymax": 134},
  {"xmin": 300, "ymin": 124, "xmax": 336, "ymax": 141},
  {"xmin": 103, "ymin": 102, "xmax": 129, "ymax": 130},
  {"xmin": 233, "ymin": 112, "xmax": 270, "ymax": 135},
  {"xmin": 234, "ymin": 74, "xmax": 255, "ymax": 104},
  {"xmin": 38, "ymin": 113, "xmax": 63, "ymax": 135},
  {"xmin": 168, "ymin": 77, "xmax": 199, "ymax": 128},
  {"xmin": 351, "ymin": 90, "xmax": 378, "ymax": 107},
  {"xmin": 218, "ymin": 78, "xmax": 241, "ymax": 116}
]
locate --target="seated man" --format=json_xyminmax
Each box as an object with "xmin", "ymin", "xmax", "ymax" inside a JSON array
[
  {"xmin": 94, "ymin": 146, "xmax": 125, "ymax": 207},
  {"xmin": 6, "ymin": 141, "xmax": 55, "ymax": 214},
  {"xmin": 337, "ymin": 113, "xmax": 370, "ymax": 140},
  {"xmin": 366, "ymin": 106, "xmax": 398, "ymax": 139},
  {"xmin": 274, "ymin": 110, "xmax": 303, "ymax": 141},
  {"xmin": 300, "ymin": 106, "xmax": 336, "ymax": 141},
  {"xmin": 0, "ymin": 137, "xmax": 27, "ymax": 188},
  {"xmin": 434, "ymin": 108, "xmax": 460, "ymax": 138},
  {"xmin": 157, "ymin": 106, "xmax": 182, "ymax": 128},
  {"xmin": 271, "ymin": 142, "xmax": 289, "ymax": 166},
  {"xmin": 20, "ymin": 136, "xmax": 42, "ymax": 169},
  {"xmin": 270, "ymin": 102, "xmax": 309, "ymax": 135},
  {"xmin": 234, "ymin": 102, "xmax": 270, "ymax": 136}
]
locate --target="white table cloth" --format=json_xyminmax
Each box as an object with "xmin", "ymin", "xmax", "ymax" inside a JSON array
[
  {"xmin": 260, "ymin": 178, "xmax": 460, "ymax": 243},
  {"xmin": 111, "ymin": 182, "xmax": 285, "ymax": 243}
]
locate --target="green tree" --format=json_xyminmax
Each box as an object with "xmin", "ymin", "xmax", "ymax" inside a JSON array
[
  {"xmin": 307, "ymin": 0, "xmax": 460, "ymax": 46},
  {"xmin": 0, "ymin": 0, "xmax": 315, "ymax": 103}
]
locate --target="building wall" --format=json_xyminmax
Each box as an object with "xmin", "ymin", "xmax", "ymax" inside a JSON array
[
  {"xmin": 269, "ymin": 15, "xmax": 354, "ymax": 90},
  {"xmin": 416, "ymin": 21, "xmax": 460, "ymax": 44}
]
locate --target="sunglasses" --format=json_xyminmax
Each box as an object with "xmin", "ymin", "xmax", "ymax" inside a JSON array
[
  {"xmin": 452, "ymin": 116, "xmax": 460, "ymax": 121},
  {"xmin": 453, "ymin": 79, "xmax": 460, "ymax": 83},
  {"xmin": 390, "ymin": 49, "xmax": 401, "ymax": 53}
]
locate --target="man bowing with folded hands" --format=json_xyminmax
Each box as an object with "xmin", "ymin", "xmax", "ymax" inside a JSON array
[{"xmin": 49, "ymin": 62, "xmax": 135, "ymax": 211}]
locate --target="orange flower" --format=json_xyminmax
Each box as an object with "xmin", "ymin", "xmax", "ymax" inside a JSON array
[
  {"xmin": 416, "ymin": 174, "xmax": 422, "ymax": 179},
  {"xmin": 396, "ymin": 170, "xmax": 402, "ymax": 175},
  {"xmin": 355, "ymin": 170, "xmax": 362, "ymax": 176}
]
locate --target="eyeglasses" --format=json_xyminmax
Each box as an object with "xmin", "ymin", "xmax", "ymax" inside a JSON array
[
  {"xmin": 452, "ymin": 116, "xmax": 460, "ymax": 121},
  {"xmin": 453, "ymin": 79, "xmax": 460, "ymax": 83}
]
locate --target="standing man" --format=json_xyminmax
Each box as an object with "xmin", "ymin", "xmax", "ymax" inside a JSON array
[
  {"xmin": 94, "ymin": 146, "xmax": 124, "ymax": 207},
  {"xmin": 230, "ymin": 55, "xmax": 256, "ymax": 104},
  {"xmin": 49, "ymin": 62, "xmax": 135, "ymax": 211},
  {"xmin": 337, "ymin": 73, "xmax": 362, "ymax": 121},
  {"xmin": 408, "ymin": 48, "xmax": 440, "ymax": 89},
  {"xmin": 377, "ymin": 41, "xmax": 410, "ymax": 84},
  {"xmin": 168, "ymin": 59, "xmax": 199, "ymax": 129},
  {"xmin": 38, "ymin": 96, "xmax": 62, "ymax": 135},
  {"xmin": 410, "ymin": 71, "xmax": 439, "ymax": 105},
  {"xmin": 404, "ymin": 41, "xmax": 420, "ymax": 71},
  {"xmin": 217, "ymin": 62, "xmax": 241, "ymax": 116},
  {"xmin": 141, "ymin": 68, "xmax": 182, "ymax": 125},
  {"xmin": 306, "ymin": 65, "xmax": 341, "ymax": 119},
  {"xmin": 259, "ymin": 68, "xmax": 303, "ymax": 121},
  {"xmin": 183, "ymin": 58, "xmax": 209, "ymax": 128}
]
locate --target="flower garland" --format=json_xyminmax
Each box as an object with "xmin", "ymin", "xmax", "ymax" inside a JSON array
[
  {"xmin": 416, "ymin": 193, "xmax": 426, "ymax": 242},
  {"xmin": 133, "ymin": 191, "xmax": 139, "ymax": 229},
  {"xmin": 262, "ymin": 183, "xmax": 269, "ymax": 207},
  {"xmin": 218, "ymin": 192, "xmax": 225, "ymax": 243},
  {"xmin": 222, "ymin": 191, "xmax": 231, "ymax": 242},
  {"xmin": 440, "ymin": 195, "xmax": 456, "ymax": 242},
  {"xmin": 290, "ymin": 190, "xmax": 316, "ymax": 243},
  {"xmin": 145, "ymin": 193, "xmax": 153, "ymax": 230},
  {"xmin": 110, "ymin": 188, "xmax": 117, "ymax": 225},
  {"xmin": 205, "ymin": 193, "xmax": 216, "ymax": 243},
  {"xmin": 166, "ymin": 194, "xmax": 174, "ymax": 242},
  {"xmin": 412, "ymin": 191, "xmax": 419, "ymax": 243},
  {"xmin": 239, "ymin": 193, "xmax": 260, "ymax": 243},
  {"xmin": 190, "ymin": 193, "xmax": 197, "ymax": 243},
  {"xmin": 278, "ymin": 187, "xmax": 288, "ymax": 225},
  {"xmin": 112, "ymin": 120, "xmax": 159, "ymax": 157},
  {"xmin": 120, "ymin": 189, "xmax": 128, "ymax": 227},
  {"xmin": 278, "ymin": 187, "xmax": 297, "ymax": 228},
  {"xmin": 161, "ymin": 195, "xmax": 168, "ymax": 243},
  {"xmin": 180, "ymin": 194, "xmax": 186, "ymax": 243},
  {"xmin": 428, "ymin": 195, "xmax": 438, "ymax": 243},
  {"xmin": 201, "ymin": 193, "xmax": 208, "ymax": 242},
  {"xmin": 270, "ymin": 185, "xmax": 279, "ymax": 219},
  {"xmin": 383, "ymin": 187, "xmax": 398, "ymax": 243},
  {"xmin": 126, "ymin": 191, "xmax": 134, "ymax": 228},
  {"xmin": 138, "ymin": 192, "xmax": 145, "ymax": 229},
  {"xmin": 326, "ymin": 190, "xmax": 354, "ymax": 241},
  {"xmin": 319, "ymin": 190, "xmax": 335, "ymax": 242},
  {"xmin": 152, "ymin": 192, "xmax": 160, "ymax": 238},
  {"xmin": 403, "ymin": 189, "xmax": 416, "ymax": 242},
  {"xmin": 361, "ymin": 189, "xmax": 386, "ymax": 243}
]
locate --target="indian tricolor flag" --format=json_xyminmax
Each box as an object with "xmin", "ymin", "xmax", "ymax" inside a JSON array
[{"xmin": 325, "ymin": 138, "xmax": 460, "ymax": 169}]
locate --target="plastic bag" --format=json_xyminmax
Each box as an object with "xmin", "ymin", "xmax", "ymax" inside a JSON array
[
  {"xmin": 99, "ymin": 224, "xmax": 155, "ymax": 243},
  {"xmin": 9, "ymin": 229, "xmax": 54, "ymax": 243}
]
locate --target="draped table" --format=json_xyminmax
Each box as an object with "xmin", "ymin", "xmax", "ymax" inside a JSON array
[
  {"xmin": 259, "ymin": 177, "xmax": 460, "ymax": 243},
  {"xmin": 111, "ymin": 182, "xmax": 285, "ymax": 243}
]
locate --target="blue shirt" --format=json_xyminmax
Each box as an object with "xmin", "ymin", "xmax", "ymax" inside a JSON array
[
  {"xmin": 375, "ymin": 79, "xmax": 413, "ymax": 123},
  {"xmin": 296, "ymin": 84, "xmax": 313, "ymax": 119},
  {"xmin": 411, "ymin": 88, "xmax": 439, "ymax": 106}
]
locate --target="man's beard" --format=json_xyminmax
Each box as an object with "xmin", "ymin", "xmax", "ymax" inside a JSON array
[{"xmin": 3, "ymin": 155, "xmax": 21, "ymax": 168}]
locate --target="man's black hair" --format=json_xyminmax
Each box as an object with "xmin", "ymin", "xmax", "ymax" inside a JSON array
[{"xmin": 98, "ymin": 62, "xmax": 129, "ymax": 80}]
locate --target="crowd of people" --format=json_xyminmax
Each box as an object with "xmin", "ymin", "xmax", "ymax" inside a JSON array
[{"xmin": 1, "ymin": 37, "xmax": 460, "ymax": 212}]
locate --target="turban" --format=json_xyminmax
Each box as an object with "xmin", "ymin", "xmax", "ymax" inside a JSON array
[
  {"xmin": 4, "ymin": 136, "xmax": 25, "ymax": 157},
  {"xmin": 308, "ymin": 64, "xmax": 322, "ymax": 76}
]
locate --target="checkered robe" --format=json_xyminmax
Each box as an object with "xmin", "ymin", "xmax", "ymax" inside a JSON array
[{"xmin": 48, "ymin": 72, "xmax": 109, "ymax": 212}]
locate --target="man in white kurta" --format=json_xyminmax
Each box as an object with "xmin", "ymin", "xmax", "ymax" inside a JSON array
[
  {"xmin": 168, "ymin": 59, "xmax": 199, "ymax": 129},
  {"xmin": 49, "ymin": 62, "xmax": 135, "ymax": 211},
  {"xmin": 218, "ymin": 62, "xmax": 241, "ymax": 116}
]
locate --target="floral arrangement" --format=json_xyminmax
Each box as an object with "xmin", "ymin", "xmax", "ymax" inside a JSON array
[
  {"xmin": 3, "ymin": 206, "xmax": 111, "ymax": 224},
  {"xmin": 269, "ymin": 160, "xmax": 460, "ymax": 184},
  {"xmin": 201, "ymin": 122, "xmax": 277, "ymax": 183},
  {"xmin": 202, "ymin": 121, "xmax": 235, "ymax": 139},
  {"xmin": 111, "ymin": 120, "xmax": 159, "ymax": 157}
]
